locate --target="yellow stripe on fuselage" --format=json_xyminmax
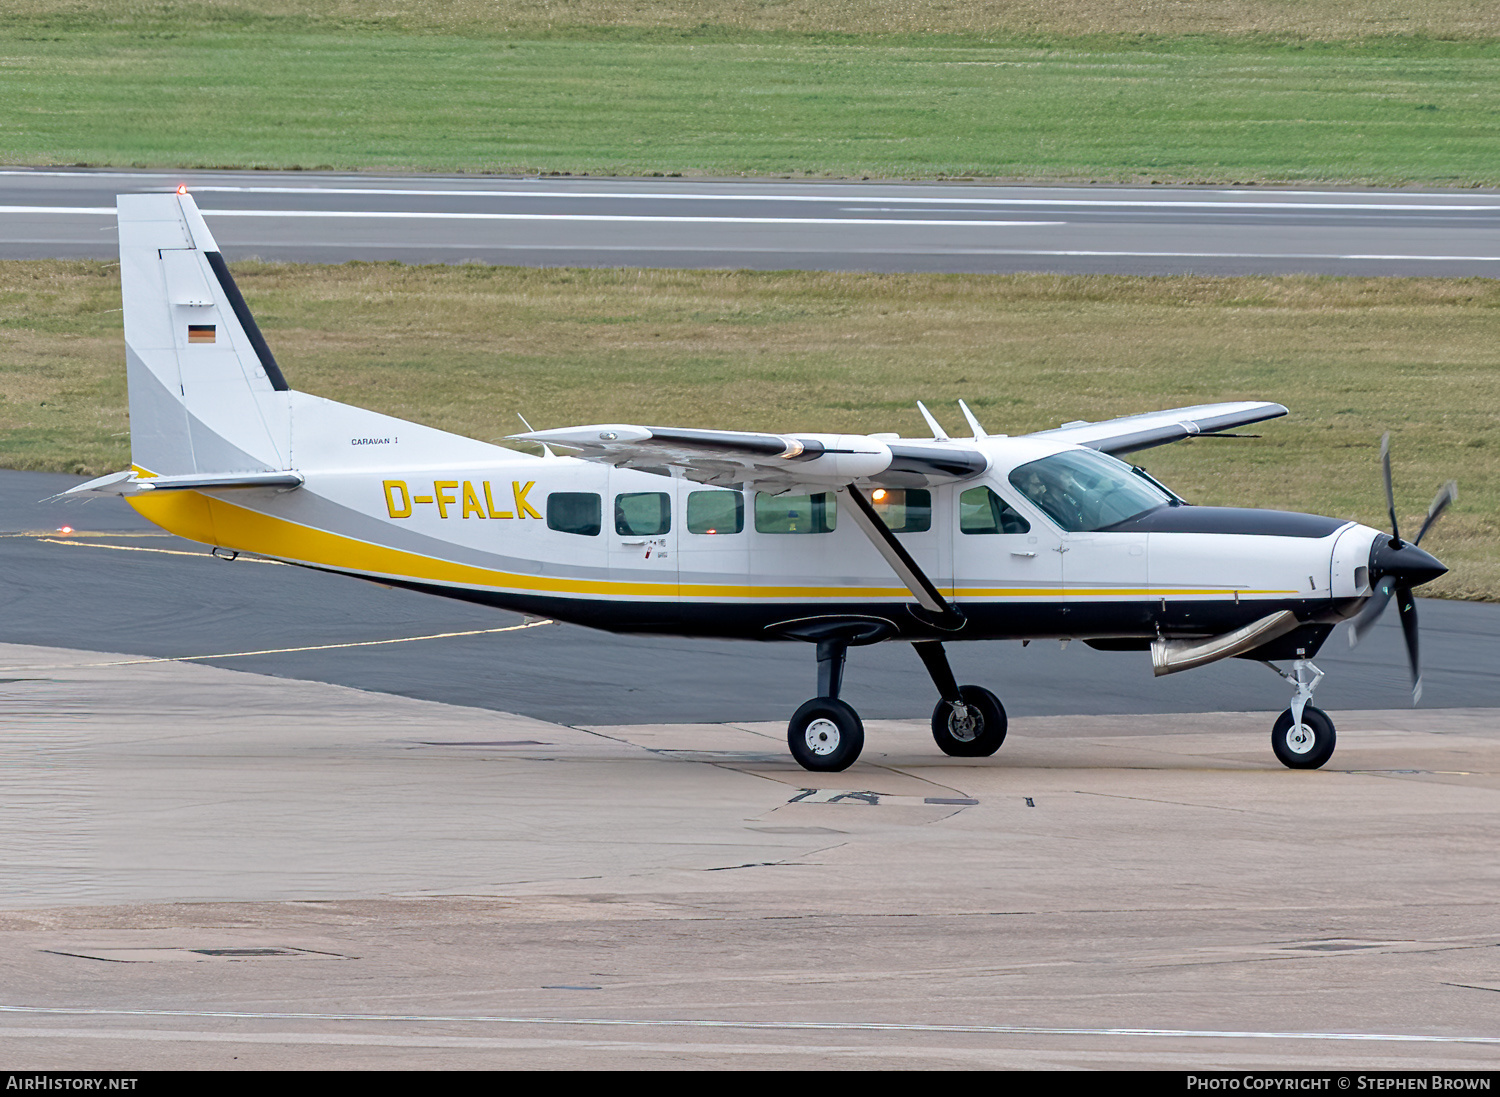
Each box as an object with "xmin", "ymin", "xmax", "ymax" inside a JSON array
[
  {"xmin": 126, "ymin": 487, "xmax": 1296, "ymax": 603},
  {"xmin": 126, "ymin": 488, "xmax": 905, "ymax": 600}
]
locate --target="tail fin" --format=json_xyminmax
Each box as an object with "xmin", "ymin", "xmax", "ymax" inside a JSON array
[{"xmin": 118, "ymin": 192, "xmax": 291, "ymax": 476}]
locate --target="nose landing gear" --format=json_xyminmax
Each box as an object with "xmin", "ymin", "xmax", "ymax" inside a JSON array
[{"xmin": 1264, "ymin": 659, "xmax": 1336, "ymax": 769}]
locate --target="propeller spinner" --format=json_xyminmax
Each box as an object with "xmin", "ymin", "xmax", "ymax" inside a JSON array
[{"xmin": 1346, "ymin": 433, "xmax": 1455, "ymax": 703}]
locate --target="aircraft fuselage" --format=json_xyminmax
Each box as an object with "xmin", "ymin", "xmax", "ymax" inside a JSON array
[{"xmin": 128, "ymin": 435, "xmax": 1380, "ymax": 663}]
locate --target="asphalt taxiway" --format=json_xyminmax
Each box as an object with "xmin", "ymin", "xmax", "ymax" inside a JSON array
[{"xmin": 5, "ymin": 167, "xmax": 1500, "ymax": 276}]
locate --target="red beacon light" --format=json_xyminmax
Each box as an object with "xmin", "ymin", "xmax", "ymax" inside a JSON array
[{"xmin": 176, "ymin": 184, "xmax": 188, "ymax": 195}]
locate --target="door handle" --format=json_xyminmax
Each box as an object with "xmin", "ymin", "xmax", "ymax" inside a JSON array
[{"xmin": 1010, "ymin": 551, "xmax": 1036, "ymax": 558}]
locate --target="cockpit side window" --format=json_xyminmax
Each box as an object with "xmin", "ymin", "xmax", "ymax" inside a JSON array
[
  {"xmin": 958, "ymin": 486, "xmax": 1030, "ymax": 535},
  {"xmin": 1008, "ymin": 449, "xmax": 1171, "ymax": 532}
]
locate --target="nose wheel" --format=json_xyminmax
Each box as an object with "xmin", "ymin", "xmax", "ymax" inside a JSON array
[{"xmin": 1271, "ymin": 705, "xmax": 1336, "ymax": 769}]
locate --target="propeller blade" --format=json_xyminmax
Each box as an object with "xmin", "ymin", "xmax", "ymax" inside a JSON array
[
  {"xmin": 1413, "ymin": 480, "xmax": 1457, "ymax": 547},
  {"xmin": 1396, "ymin": 584, "xmax": 1421, "ymax": 704},
  {"xmin": 1380, "ymin": 432, "xmax": 1401, "ymax": 546},
  {"xmin": 1347, "ymin": 575, "xmax": 1396, "ymax": 649}
]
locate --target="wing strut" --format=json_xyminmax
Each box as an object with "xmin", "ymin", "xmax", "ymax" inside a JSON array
[{"xmin": 837, "ymin": 485, "xmax": 965, "ymax": 631}]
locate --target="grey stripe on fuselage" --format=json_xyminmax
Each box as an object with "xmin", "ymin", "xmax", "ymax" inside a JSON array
[{"xmin": 127, "ymin": 348, "xmax": 273, "ymax": 477}]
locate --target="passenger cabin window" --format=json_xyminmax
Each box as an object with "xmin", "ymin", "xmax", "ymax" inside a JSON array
[
  {"xmin": 687, "ymin": 490, "xmax": 744, "ymax": 535},
  {"xmin": 547, "ymin": 492, "xmax": 601, "ymax": 536},
  {"xmin": 755, "ymin": 492, "xmax": 837, "ymax": 534},
  {"xmin": 869, "ymin": 488, "xmax": 932, "ymax": 533},
  {"xmin": 615, "ymin": 491, "xmax": 672, "ymax": 537},
  {"xmin": 959, "ymin": 486, "xmax": 1031, "ymax": 535}
]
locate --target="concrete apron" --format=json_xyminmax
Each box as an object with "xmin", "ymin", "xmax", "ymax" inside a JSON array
[{"xmin": 1, "ymin": 642, "xmax": 1497, "ymax": 1069}]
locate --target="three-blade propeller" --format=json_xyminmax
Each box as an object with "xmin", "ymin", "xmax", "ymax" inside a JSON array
[{"xmin": 1346, "ymin": 433, "xmax": 1455, "ymax": 704}]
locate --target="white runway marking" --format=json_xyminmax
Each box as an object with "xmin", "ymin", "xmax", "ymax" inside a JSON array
[
  {"xmin": 137, "ymin": 240, "xmax": 1500, "ymax": 263},
  {"xmin": 6, "ymin": 207, "xmax": 1497, "ymax": 262},
  {"xmin": 5, "ymin": 208, "xmax": 1495, "ymax": 261},
  {"xmin": 0, "ymin": 206, "xmax": 118, "ymax": 215},
  {"xmin": 952, "ymin": 250, "xmax": 1500, "ymax": 262},
  {"xmin": 176, "ymin": 190, "xmax": 1500, "ymax": 212},
  {"xmin": 0, "ymin": 206, "xmax": 1056, "ymax": 228},
  {"xmin": 1, "ymin": 1005, "xmax": 1496, "ymax": 1045},
  {"xmin": 205, "ymin": 209, "xmax": 1065, "ymax": 228}
]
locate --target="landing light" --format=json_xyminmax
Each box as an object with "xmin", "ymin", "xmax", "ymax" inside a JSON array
[{"xmin": 58, "ymin": 526, "xmax": 73, "ymax": 534}]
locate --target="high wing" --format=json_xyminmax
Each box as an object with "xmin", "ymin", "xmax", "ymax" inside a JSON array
[
  {"xmin": 1028, "ymin": 401, "xmax": 1288, "ymax": 456},
  {"xmin": 509, "ymin": 424, "xmax": 988, "ymax": 491}
]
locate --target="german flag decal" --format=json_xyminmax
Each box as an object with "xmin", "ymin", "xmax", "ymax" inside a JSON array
[{"xmin": 187, "ymin": 324, "xmax": 216, "ymax": 344}]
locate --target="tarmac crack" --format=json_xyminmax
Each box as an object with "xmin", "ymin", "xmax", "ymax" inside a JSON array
[{"xmin": 1071, "ymin": 789, "xmax": 1270, "ymax": 815}]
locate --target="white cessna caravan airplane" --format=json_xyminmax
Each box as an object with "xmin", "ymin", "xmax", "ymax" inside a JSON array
[{"xmin": 64, "ymin": 191, "xmax": 1453, "ymax": 773}]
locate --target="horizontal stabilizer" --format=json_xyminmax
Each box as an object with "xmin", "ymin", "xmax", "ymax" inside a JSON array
[
  {"xmin": 510, "ymin": 424, "xmax": 988, "ymax": 490},
  {"xmin": 51, "ymin": 469, "xmax": 304, "ymax": 500},
  {"xmin": 1031, "ymin": 402, "xmax": 1288, "ymax": 456}
]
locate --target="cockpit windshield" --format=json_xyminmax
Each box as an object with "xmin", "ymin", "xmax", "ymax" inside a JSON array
[{"xmin": 1008, "ymin": 449, "xmax": 1174, "ymax": 532}]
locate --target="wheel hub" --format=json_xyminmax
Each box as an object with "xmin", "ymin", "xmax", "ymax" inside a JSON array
[
  {"xmin": 804, "ymin": 717, "xmax": 841, "ymax": 756},
  {"xmin": 1285, "ymin": 722, "xmax": 1316, "ymax": 755},
  {"xmin": 948, "ymin": 704, "xmax": 978, "ymax": 742}
]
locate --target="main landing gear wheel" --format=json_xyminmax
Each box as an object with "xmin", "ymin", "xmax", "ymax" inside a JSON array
[
  {"xmin": 1271, "ymin": 706, "xmax": 1336, "ymax": 770},
  {"xmin": 788, "ymin": 697, "xmax": 865, "ymax": 772},
  {"xmin": 930, "ymin": 685, "xmax": 1007, "ymax": 757}
]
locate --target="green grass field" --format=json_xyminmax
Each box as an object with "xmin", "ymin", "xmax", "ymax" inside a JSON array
[
  {"xmin": 2, "ymin": 6, "xmax": 1495, "ymax": 597},
  {"xmin": 3, "ymin": 2, "xmax": 1500, "ymax": 183},
  {"xmin": 1, "ymin": 261, "xmax": 1492, "ymax": 599}
]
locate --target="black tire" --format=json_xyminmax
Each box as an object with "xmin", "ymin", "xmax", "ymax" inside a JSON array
[
  {"xmin": 1271, "ymin": 706, "xmax": 1337, "ymax": 770},
  {"xmin": 931, "ymin": 685, "xmax": 1008, "ymax": 757},
  {"xmin": 788, "ymin": 698, "xmax": 865, "ymax": 772}
]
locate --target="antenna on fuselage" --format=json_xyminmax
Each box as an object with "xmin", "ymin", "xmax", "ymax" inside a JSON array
[
  {"xmin": 957, "ymin": 399, "xmax": 987, "ymax": 441},
  {"xmin": 517, "ymin": 413, "xmax": 555, "ymax": 457},
  {"xmin": 916, "ymin": 401, "xmax": 949, "ymax": 441}
]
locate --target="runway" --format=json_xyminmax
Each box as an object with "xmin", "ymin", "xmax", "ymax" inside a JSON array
[{"xmin": 5, "ymin": 167, "xmax": 1500, "ymax": 275}]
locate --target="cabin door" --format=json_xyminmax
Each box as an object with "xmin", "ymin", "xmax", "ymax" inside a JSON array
[{"xmin": 606, "ymin": 470, "xmax": 680, "ymax": 608}]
